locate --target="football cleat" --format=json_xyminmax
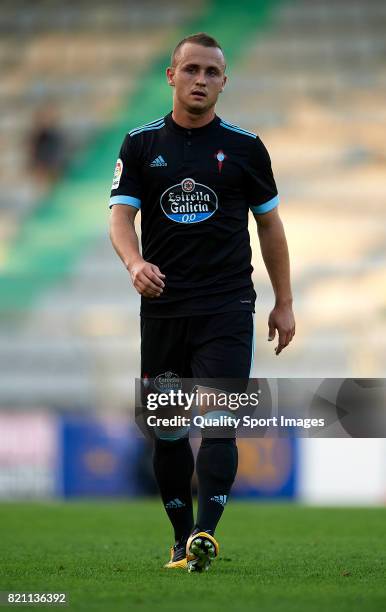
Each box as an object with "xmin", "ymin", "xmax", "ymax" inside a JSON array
[
  {"xmin": 164, "ymin": 540, "xmax": 188, "ymax": 569},
  {"xmin": 186, "ymin": 531, "xmax": 219, "ymax": 573}
]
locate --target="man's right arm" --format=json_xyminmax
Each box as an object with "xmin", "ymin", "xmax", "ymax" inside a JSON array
[{"xmin": 109, "ymin": 204, "xmax": 165, "ymax": 298}]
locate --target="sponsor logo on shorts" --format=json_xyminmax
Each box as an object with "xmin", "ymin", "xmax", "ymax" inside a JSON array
[
  {"xmin": 160, "ymin": 177, "xmax": 218, "ymax": 224},
  {"xmin": 142, "ymin": 373, "xmax": 150, "ymax": 388},
  {"xmin": 154, "ymin": 371, "xmax": 182, "ymax": 392}
]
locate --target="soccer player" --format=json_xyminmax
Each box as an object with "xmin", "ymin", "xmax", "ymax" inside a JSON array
[{"xmin": 109, "ymin": 33, "xmax": 295, "ymax": 572}]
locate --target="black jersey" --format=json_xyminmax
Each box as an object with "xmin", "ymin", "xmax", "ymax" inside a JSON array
[{"xmin": 109, "ymin": 111, "xmax": 279, "ymax": 318}]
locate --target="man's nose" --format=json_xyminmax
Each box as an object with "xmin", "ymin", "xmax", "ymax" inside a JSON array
[{"xmin": 195, "ymin": 71, "xmax": 207, "ymax": 85}]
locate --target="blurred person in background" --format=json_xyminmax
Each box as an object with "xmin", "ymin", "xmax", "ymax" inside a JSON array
[
  {"xmin": 28, "ymin": 103, "xmax": 67, "ymax": 196},
  {"xmin": 109, "ymin": 32, "xmax": 295, "ymax": 573}
]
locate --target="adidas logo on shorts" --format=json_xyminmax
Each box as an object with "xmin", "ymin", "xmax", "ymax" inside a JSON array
[
  {"xmin": 165, "ymin": 498, "xmax": 185, "ymax": 509},
  {"xmin": 150, "ymin": 155, "xmax": 167, "ymax": 167},
  {"xmin": 210, "ymin": 495, "xmax": 228, "ymax": 507}
]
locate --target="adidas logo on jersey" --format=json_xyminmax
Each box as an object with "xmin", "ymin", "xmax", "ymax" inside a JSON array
[
  {"xmin": 150, "ymin": 155, "xmax": 167, "ymax": 167},
  {"xmin": 210, "ymin": 495, "xmax": 228, "ymax": 507},
  {"xmin": 165, "ymin": 498, "xmax": 185, "ymax": 509}
]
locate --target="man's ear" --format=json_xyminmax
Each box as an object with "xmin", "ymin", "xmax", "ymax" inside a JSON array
[
  {"xmin": 166, "ymin": 66, "xmax": 175, "ymax": 87},
  {"xmin": 220, "ymin": 74, "xmax": 227, "ymax": 92}
]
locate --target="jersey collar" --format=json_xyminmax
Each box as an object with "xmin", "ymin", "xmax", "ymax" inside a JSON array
[{"xmin": 165, "ymin": 111, "xmax": 220, "ymax": 135}]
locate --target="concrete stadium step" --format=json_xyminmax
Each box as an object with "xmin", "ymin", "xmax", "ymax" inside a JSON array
[
  {"xmin": 0, "ymin": 1, "xmax": 204, "ymax": 32},
  {"xmin": 0, "ymin": 373, "xmax": 136, "ymax": 406},
  {"xmin": 0, "ymin": 336, "xmax": 138, "ymax": 369},
  {"xmin": 277, "ymin": 0, "xmax": 386, "ymax": 25},
  {"xmin": 0, "ymin": 333, "xmax": 139, "ymax": 406},
  {"xmin": 227, "ymin": 72, "xmax": 385, "ymax": 95}
]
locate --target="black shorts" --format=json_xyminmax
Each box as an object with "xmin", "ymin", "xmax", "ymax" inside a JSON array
[{"xmin": 140, "ymin": 311, "xmax": 254, "ymax": 380}]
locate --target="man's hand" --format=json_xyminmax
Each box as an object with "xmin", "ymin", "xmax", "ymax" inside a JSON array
[
  {"xmin": 268, "ymin": 303, "xmax": 295, "ymax": 355},
  {"xmin": 128, "ymin": 257, "xmax": 165, "ymax": 298}
]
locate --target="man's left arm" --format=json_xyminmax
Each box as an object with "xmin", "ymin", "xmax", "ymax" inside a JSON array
[{"xmin": 254, "ymin": 207, "xmax": 295, "ymax": 355}]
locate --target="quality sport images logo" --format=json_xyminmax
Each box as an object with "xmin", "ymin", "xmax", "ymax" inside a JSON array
[{"xmin": 160, "ymin": 177, "xmax": 218, "ymax": 224}]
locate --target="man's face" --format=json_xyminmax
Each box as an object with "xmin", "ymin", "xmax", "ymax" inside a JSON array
[{"xmin": 167, "ymin": 43, "xmax": 227, "ymax": 114}]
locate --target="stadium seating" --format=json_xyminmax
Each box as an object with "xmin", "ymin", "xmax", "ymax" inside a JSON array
[{"xmin": 0, "ymin": 0, "xmax": 385, "ymax": 406}]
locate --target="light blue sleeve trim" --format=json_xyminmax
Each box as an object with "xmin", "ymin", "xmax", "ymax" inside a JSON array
[
  {"xmin": 109, "ymin": 195, "xmax": 141, "ymax": 209},
  {"xmin": 130, "ymin": 122, "xmax": 165, "ymax": 137},
  {"xmin": 129, "ymin": 116, "xmax": 164, "ymax": 135},
  {"xmin": 250, "ymin": 194, "xmax": 279, "ymax": 214},
  {"xmin": 220, "ymin": 122, "xmax": 256, "ymax": 139}
]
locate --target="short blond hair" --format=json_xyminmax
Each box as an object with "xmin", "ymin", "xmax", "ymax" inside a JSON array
[{"xmin": 171, "ymin": 32, "xmax": 225, "ymax": 68}]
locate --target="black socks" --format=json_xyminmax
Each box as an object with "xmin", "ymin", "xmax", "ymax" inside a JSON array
[
  {"xmin": 153, "ymin": 437, "xmax": 194, "ymax": 542},
  {"xmin": 153, "ymin": 436, "xmax": 238, "ymax": 541},
  {"xmin": 195, "ymin": 438, "xmax": 238, "ymax": 535}
]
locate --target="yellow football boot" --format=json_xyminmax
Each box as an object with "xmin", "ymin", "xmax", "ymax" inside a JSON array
[
  {"xmin": 186, "ymin": 531, "xmax": 219, "ymax": 572},
  {"xmin": 164, "ymin": 543, "xmax": 188, "ymax": 569}
]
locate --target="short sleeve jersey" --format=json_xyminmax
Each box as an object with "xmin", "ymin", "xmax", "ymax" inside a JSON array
[{"xmin": 109, "ymin": 111, "xmax": 279, "ymax": 318}]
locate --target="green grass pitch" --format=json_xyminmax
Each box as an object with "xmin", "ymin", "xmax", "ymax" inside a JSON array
[{"xmin": 0, "ymin": 501, "xmax": 385, "ymax": 611}]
